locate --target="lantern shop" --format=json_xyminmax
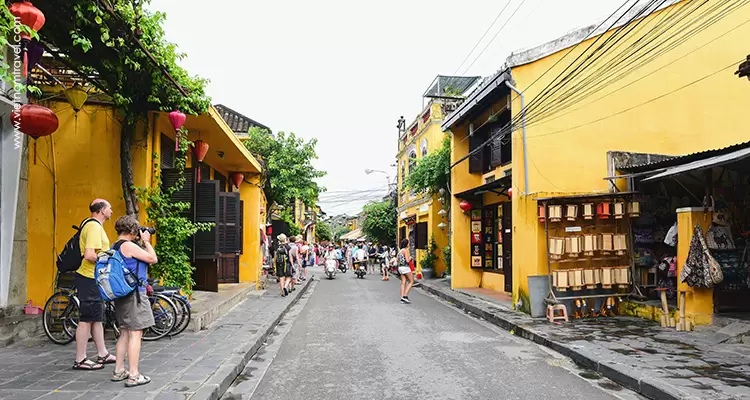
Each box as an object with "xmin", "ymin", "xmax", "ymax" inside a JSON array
[{"xmin": 608, "ymin": 141, "xmax": 750, "ymax": 326}]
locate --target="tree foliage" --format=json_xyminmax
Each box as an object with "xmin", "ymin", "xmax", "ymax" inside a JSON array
[
  {"xmin": 404, "ymin": 136, "xmax": 451, "ymax": 196},
  {"xmin": 362, "ymin": 200, "xmax": 397, "ymax": 245},
  {"xmin": 243, "ymin": 127, "xmax": 326, "ymax": 212},
  {"xmin": 315, "ymin": 221, "xmax": 332, "ymax": 242},
  {"xmin": 334, "ymin": 226, "xmax": 350, "ymax": 241}
]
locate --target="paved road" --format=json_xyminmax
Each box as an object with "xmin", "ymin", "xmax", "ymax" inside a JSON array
[{"xmin": 226, "ymin": 267, "xmax": 639, "ymax": 400}]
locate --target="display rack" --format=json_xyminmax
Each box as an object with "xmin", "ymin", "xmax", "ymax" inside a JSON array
[{"xmin": 536, "ymin": 192, "xmax": 645, "ymax": 304}]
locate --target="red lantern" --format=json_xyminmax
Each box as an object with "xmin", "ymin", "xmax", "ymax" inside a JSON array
[
  {"xmin": 9, "ymin": 2, "xmax": 46, "ymax": 79},
  {"xmin": 266, "ymin": 226, "xmax": 273, "ymax": 235},
  {"xmin": 192, "ymin": 140, "xmax": 209, "ymax": 183},
  {"xmin": 507, "ymin": 187, "xmax": 513, "ymax": 199},
  {"xmin": 597, "ymin": 202, "xmax": 611, "ymax": 220},
  {"xmin": 538, "ymin": 205, "xmax": 546, "ymax": 222},
  {"xmin": 12, "ymin": 104, "xmax": 58, "ymax": 164},
  {"xmin": 459, "ymin": 200, "xmax": 472, "ymax": 213},
  {"xmin": 231, "ymin": 172, "xmax": 244, "ymax": 189},
  {"xmin": 169, "ymin": 110, "xmax": 186, "ymax": 151}
]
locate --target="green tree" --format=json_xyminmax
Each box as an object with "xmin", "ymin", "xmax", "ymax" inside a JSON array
[
  {"xmin": 404, "ymin": 136, "xmax": 451, "ymax": 196},
  {"xmin": 315, "ymin": 221, "xmax": 332, "ymax": 242},
  {"xmin": 334, "ymin": 226, "xmax": 350, "ymax": 241},
  {"xmin": 362, "ymin": 200, "xmax": 397, "ymax": 245},
  {"xmin": 243, "ymin": 127, "xmax": 326, "ymax": 217}
]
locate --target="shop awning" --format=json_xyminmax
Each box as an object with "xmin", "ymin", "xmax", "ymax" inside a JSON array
[
  {"xmin": 454, "ymin": 175, "xmax": 511, "ymax": 199},
  {"xmin": 642, "ymin": 146, "xmax": 750, "ymax": 182},
  {"xmin": 340, "ymin": 229, "xmax": 365, "ymax": 241}
]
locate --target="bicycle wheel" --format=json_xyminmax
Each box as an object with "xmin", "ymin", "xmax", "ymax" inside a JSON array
[
  {"xmin": 143, "ymin": 294, "xmax": 177, "ymax": 341},
  {"xmin": 104, "ymin": 302, "xmax": 120, "ymax": 339},
  {"xmin": 43, "ymin": 291, "xmax": 77, "ymax": 345},
  {"xmin": 169, "ymin": 294, "xmax": 191, "ymax": 336}
]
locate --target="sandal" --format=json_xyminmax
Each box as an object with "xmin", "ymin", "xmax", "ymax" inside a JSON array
[
  {"xmin": 125, "ymin": 373, "xmax": 151, "ymax": 387},
  {"xmin": 96, "ymin": 353, "xmax": 116, "ymax": 365},
  {"xmin": 73, "ymin": 358, "xmax": 105, "ymax": 370},
  {"xmin": 111, "ymin": 370, "xmax": 129, "ymax": 382}
]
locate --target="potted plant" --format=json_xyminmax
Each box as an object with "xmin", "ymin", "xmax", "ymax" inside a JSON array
[
  {"xmin": 420, "ymin": 237, "xmax": 438, "ymax": 279},
  {"xmin": 443, "ymin": 245, "xmax": 451, "ymax": 284}
]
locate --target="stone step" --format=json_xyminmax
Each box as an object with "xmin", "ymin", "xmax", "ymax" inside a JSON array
[{"xmin": 0, "ymin": 313, "xmax": 43, "ymax": 348}]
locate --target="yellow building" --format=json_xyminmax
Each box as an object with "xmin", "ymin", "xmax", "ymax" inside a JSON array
[
  {"xmin": 444, "ymin": 0, "xmax": 750, "ymax": 323},
  {"xmin": 397, "ymin": 76, "xmax": 481, "ymax": 277},
  {"xmin": 25, "ymin": 97, "xmax": 267, "ymax": 307}
]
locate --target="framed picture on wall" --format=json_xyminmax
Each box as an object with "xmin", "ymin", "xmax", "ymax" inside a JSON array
[
  {"xmin": 472, "ymin": 244, "xmax": 481, "ymax": 256},
  {"xmin": 471, "ymin": 210, "xmax": 482, "ymax": 221},
  {"xmin": 471, "ymin": 233, "xmax": 482, "ymax": 244},
  {"xmin": 471, "ymin": 221, "xmax": 482, "ymax": 232},
  {"xmin": 471, "ymin": 256, "xmax": 482, "ymax": 267}
]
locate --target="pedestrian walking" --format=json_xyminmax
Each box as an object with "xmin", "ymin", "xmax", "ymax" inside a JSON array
[
  {"xmin": 367, "ymin": 242, "xmax": 377, "ymax": 275},
  {"xmin": 275, "ymin": 234, "xmax": 293, "ymax": 297},
  {"xmin": 288, "ymin": 236, "xmax": 300, "ymax": 290},
  {"xmin": 300, "ymin": 240, "xmax": 309, "ymax": 282},
  {"xmin": 110, "ymin": 216, "xmax": 157, "ymax": 387},
  {"xmin": 397, "ymin": 239, "xmax": 415, "ymax": 304},
  {"xmin": 73, "ymin": 199, "xmax": 116, "ymax": 370},
  {"xmin": 345, "ymin": 242, "xmax": 353, "ymax": 271}
]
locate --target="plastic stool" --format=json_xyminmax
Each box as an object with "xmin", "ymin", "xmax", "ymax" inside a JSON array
[{"xmin": 547, "ymin": 304, "xmax": 569, "ymax": 323}]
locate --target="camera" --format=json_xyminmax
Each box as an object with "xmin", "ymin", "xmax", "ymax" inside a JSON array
[{"xmin": 139, "ymin": 226, "xmax": 155, "ymax": 235}]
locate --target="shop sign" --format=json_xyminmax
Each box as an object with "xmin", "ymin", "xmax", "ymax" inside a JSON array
[{"xmin": 565, "ymin": 226, "xmax": 582, "ymax": 233}]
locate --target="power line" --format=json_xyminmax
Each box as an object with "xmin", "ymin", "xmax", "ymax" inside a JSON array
[
  {"xmin": 452, "ymin": 0, "xmax": 514, "ymax": 75},
  {"xmin": 462, "ymin": 0, "xmax": 529, "ymax": 75}
]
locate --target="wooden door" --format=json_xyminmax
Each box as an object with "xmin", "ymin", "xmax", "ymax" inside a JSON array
[
  {"xmin": 502, "ymin": 202, "xmax": 513, "ymax": 293},
  {"xmin": 218, "ymin": 192, "xmax": 241, "ymax": 283},
  {"xmin": 193, "ymin": 180, "xmax": 219, "ymax": 292}
]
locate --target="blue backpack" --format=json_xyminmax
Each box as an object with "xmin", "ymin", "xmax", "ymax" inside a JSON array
[{"xmin": 95, "ymin": 240, "xmax": 141, "ymax": 302}]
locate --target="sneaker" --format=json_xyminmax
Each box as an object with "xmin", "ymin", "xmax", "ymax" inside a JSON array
[
  {"xmin": 283, "ymin": 288, "xmax": 289, "ymax": 296},
  {"xmin": 402, "ymin": 296, "xmax": 411, "ymax": 304}
]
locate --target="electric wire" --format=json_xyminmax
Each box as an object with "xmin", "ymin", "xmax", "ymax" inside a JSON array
[
  {"xmin": 461, "ymin": 0, "xmax": 529, "ymax": 75},
  {"xmin": 452, "ymin": 0, "xmax": 514, "ymax": 75}
]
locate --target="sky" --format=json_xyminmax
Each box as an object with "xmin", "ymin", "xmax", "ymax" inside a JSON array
[{"xmin": 148, "ymin": 0, "xmax": 624, "ymax": 216}]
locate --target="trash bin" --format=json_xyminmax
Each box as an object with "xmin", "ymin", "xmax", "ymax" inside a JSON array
[{"xmin": 527, "ymin": 275, "xmax": 551, "ymax": 318}]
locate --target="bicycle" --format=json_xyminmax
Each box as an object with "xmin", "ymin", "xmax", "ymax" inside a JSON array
[
  {"xmin": 142, "ymin": 290, "xmax": 178, "ymax": 341},
  {"xmin": 146, "ymin": 280, "xmax": 191, "ymax": 336}
]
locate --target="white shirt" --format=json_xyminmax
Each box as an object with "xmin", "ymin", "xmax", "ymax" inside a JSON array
[{"xmin": 354, "ymin": 248, "xmax": 367, "ymax": 261}]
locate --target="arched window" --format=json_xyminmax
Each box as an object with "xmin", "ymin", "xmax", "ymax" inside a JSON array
[
  {"xmin": 408, "ymin": 149, "xmax": 417, "ymax": 174},
  {"xmin": 421, "ymin": 139, "xmax": 428, "ymax": 157},
  {"xmin": 400, "ymin": 160, "xmax": 406, "ymax": 189}
]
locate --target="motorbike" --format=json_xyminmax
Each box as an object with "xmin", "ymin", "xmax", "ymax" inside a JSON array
[
  {"xmin": 338, "ymin": 259, "xmax": 347, "ymax": 273},
  {"xmin": 325, "ymin": 258, "xmax": 337, "ymax": 280},
  {"xmin": 354, "ymin": 260, "xmax": 367, "ymax": 279}
]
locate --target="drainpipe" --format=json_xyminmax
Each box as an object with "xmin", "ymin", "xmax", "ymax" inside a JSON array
[{"xmin": 504, "ymin": 81, "xmax": 529, "ymax": 195}]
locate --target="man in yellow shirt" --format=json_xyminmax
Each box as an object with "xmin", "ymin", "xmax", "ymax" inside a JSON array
[{"xmin": 73, "ymin": 198, "xmax": 116, "ymax": 370}]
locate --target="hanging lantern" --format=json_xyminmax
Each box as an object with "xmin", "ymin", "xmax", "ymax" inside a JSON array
[
  {"xmin": 64, "ymin": 84, "xmax": 88, "ymax": 112},
  {"xmin": 548, "ymin": 205, "xmax": 563, "ymax": 222},
  {"xmin": 231, "ymin": 172, "xmax": 244, "ymax": 189},
  {"xmin": 568, "ymin": 269, "xmax": 584, "ymax": 291},
  {"xmin": 438, "ymin": 222, "xmax": 447, "ymax": 230},
  {"xmin": 538, "ymin": 205, "xmax": 546, "ymax": 222},
  {"xmin": 507, "ymin": 187, "xmax": 512, "ymax": 199},
  {"xmin": 549, "ymin": 237, "xmax": 565, "ymax": 260},
  {"xmin": 459, "ymin": 200, "xmax": 472, "ymax": 213},
  {"xmin": 583, "ymin": 234, "xmax": 599, "ymax": 256},
  {"xmin": 438, "ymin": 209, "xmax": 447, "ymax": 217},
  {"xmin": 169, "ymin": 110, "xmax": 186, "ymax": 151},
  {"xmin": 12, "ymin": 104, "xmax": 58, "ymax": 164},
  {"xmin": 565, "ymin": 236, "xmax": 582, "ymax": 258},
  {"xmin": 601, "ymin": 267, "xmax": 615, "ymax": 289},
  {"xmin": 552, "ymin": 270, "xmax": 569, "ymax": 292},
  {"xmin": 627, "ymin": 201, "xmax": 641, "ymax": 217},
  {"xmin": 613, "ymin": 202, "xmax": 626, "ymax": 219},
  {"xmin": 582, "ymin": 203, "xmax": 595, "ymax": 220},
  {"xmin": 597, "ymin": 202, "xmax": 611, "ymax": 220},
  {"xmin": 192, "ymin": 139, "xmax": 209, "ymax": 183},
  {"xmin": 9, "ymin": 2, "xmax": 46, "ymax": 79},
  {"xmin": 599, "ymin": 233, "xmax": 614, "ymax": 254},
  {"xmin": 613, "ymin": 234, "xmax": 628, "ymax": 256},
  {"xmin": 565, "ymin": 204, "xmax": 578, "ymax": 222}
]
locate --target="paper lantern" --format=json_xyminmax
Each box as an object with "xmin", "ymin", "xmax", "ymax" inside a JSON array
[
  {"xmin": 601, "ymin": 267, "xmax": 615, "ymax": 289},
  {"xmin": 549, "ymin": 205, "xmax": 563, "ymax": 222},
  {"xmin": 549, "ymin": 237, "xmax": 565, "ymax": 260},
  {"xmin": 569, "ymin": 269, "xmax": 584, "ymax": 291},
  {"xmin": 438, "ymin": 222, "xmax": 447, "ymax": 230},
  {"xmin": 565, "ymin": 204, "xmax": 578, "ymax": 221},
  {"xmin": 9, "ymin": 2, "xmax": 45, "ymax": 78},
  {"xmin": 231, "ymin": 172, "xmax": 244, "ymax": 189},
  {"xmin": 438, "ymin": 209, "xmax": 447, "ymax": 216},
  {"xmin": 565, "ymin": 236, "xmax": 582, "ymax": 258},
  {"xmin": 192, "ymin": 140, "xmax": 209, "ymax": 183},
  {"xmin": 507, "ymin": 187, "xmax": 512, "ymax": 199},
  {"xmin": 599, "ymin": 233, "xmax": 614, "ymax": 254},
  {"xmin": 614, "ymin": 266, "xmax": 630, "ymax": 287},
  {"xmin": 582, "ymin": 203, "xmax": 595, "ymax": 220},
  {"xmin": 553, "ymin": 270, "xmax": 569, "ymax": 291},
  {"xmin": 613, "ymin": 202, "xmax": 626, "ymax": 219},
  {"xmin": 538, "ymin": 205, "xmax": 546, "ymax": 222},
  {"xmin": 583, "ymin": 234, "xmax": 599, "ymax": 256},
  {"xmin": 628, "ymin": 201, "xmax": 641, "ymax": 217},
  {"xmin": 613, "ymin": 234, "xmax": 628, "ymax": 256},
  {"xmin": 597, "ymin": 202, "xmax": 611, "ymax": 220},
  {"xmin": 64, "ymin": 85, "xmax": 88, "ymax": 112},
  {"xmin": 459, "ymin": 200, "xmax": 472, "ymax": 213},
  {"xmin": 12, "ymin": 104, "xmax": 58, "ymax": 165},
  {"xmin": 583, "ymin": 268, "xmax": 599, "ymax": 289},
  {"xmin": 169, "ymin": 110, "xmax": 186, "ymax": 151}
]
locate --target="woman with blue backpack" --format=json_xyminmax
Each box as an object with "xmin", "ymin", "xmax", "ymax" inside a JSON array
[{"xmin": 108, "ymin": 216, "xmax": 157, "ymax": 387}]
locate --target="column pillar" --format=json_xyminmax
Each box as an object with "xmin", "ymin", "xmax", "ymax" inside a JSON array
[
  {"xmin": 676, "ymin": 207, "xmax": 714, "ymax": 326},
  {"xmin": 239, "ymin": 177, "xmax": 262, "ymax": 284}
]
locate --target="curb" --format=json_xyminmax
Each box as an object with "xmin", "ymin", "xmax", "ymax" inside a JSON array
[
  {"xmin": 187, "ymin": 277, "xmax": 314, "ymax": 400},
  {"xmin": 188, "ymin": 285, "xmax": 257, "ymax": 332},
  {"xmin": 416, "ymin": 282, "xmax": 690, "ymax": 400}
]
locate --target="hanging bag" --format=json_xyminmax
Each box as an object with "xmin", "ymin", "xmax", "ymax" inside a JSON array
[
  {"xmin": 697, "ymin": 225, "xmax": 724, "ymax": 286},
  {"xmin": 681, "ymin": 225, "xmax": 723, "ymax": 288}
]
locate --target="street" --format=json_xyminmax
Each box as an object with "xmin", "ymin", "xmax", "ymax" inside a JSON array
[{"xmin": 223, "ymin": 266, "xmax": 642, "ymax": 400}]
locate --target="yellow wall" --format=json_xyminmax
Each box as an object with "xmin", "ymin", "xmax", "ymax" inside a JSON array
[
  {"xmin": 676, "ymin": 208, "xmax": 714, "ymax": 325},
  {"xmin": 239, "ymin": 177, "xmax": 262, "ymax": 283},
  {"xmin": 502, "ymin": 0, "xmax": 750, "ymax": 303},
  {"xmin": 27, "ymin": 103, "xmax": 151, "ymax": 306}
]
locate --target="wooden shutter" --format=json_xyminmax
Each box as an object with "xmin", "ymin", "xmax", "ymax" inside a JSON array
[
  {"xmin": 469, "ymin": 133, "xmax": 483, "ymax": 174},
  {"xmin": 194, "ymin": 180, "xmax": 219, "ymax": 259},
  {"xmin": 160, "ymin": 134, "xmax": 176, "ymax": 169},
  {"xmin": 199, "ymin": 165, "xmax": 211, "ymax": 182},
  {"xmin": 489, "ymin": 123, "xmax": 505, "ymax": 168},
  {"xmin": 239, "ymin": 200, "xmax": 244, "ymax": 254},
  {"xmin": 215, "ymin": 171, "xmax": 227, "ymax": 192},
  {"xmin": 218, "ymin": 192, "xmax": 240, "ymax": 254},
  {"xmin": 415, "ymin": 222, "xmax": 428, "ymax": 250},
  {"xmin": 161, "ymin": 168, "xmax": 194, "ymax": 220}
]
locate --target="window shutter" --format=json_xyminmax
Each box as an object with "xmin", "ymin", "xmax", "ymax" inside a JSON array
[
  {"xmin": 469, "ymin": 134, "xmax": 483, "ymax": 174},
  {"xmin": 218, "ymin": 192, "xmax": 240, "ymax": 253},
  {"xmin": 490, "ymin": 123, "xmax": 505, "ymax": 168},
  {"xmin": 214, "ymin": 171, "xmax": 227, "ymax": 192},
  {"xmin": 415, "ymin": 222, "xmax": 428, "ymax": 250},
  {"xmin": 199, "ymin": 165, "xmax": 211, "ymax": 182},
  {"xmin": 161, "ymin": 168, "xmax": 194, "ymax": 220},
  {"xmin": 195, "ymin": 181, "xmax": 219, "ymax": 259},
  {"xmin": 160, "ymin": 134, "xmax": 176, "ymax": 169},
  {"xmin": 239, "ymin": 200, "xmax": 244, "ymax": 254}
]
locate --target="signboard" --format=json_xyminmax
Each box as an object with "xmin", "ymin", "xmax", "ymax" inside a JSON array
[{"xmin": 565, "ymin": 226, "xmax": 582, "ymax": 233}]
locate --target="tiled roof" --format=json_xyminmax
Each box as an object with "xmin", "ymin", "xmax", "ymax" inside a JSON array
[
  {"xmin": 214, "ymin": 104, "xmax": 270, "ymax": 135},
  {"xmin": 620, "ymin": 141, "xmax": 750, "ymax": 172}
]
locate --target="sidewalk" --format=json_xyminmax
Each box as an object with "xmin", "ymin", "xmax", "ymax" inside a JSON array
[
  {"xmin": 418, "ymin": 279, "xmax": 750, "ymax": 400},
  {"xmin": 0, "ymin": 278, "xmax": 312, "ymax": 400}
]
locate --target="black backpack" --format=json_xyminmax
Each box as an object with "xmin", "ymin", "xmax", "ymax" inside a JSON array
[
  {"xmin": 275, "ymin": 244, "xmax": 290, "ymax": 271},
  {"xmin": 56, "ymin": 218, "xmax": 100, "ymax": 273}
]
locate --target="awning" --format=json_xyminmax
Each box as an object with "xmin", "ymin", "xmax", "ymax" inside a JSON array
[
  {"xmin": 454, "ymin": 175, "xmax": 511, "ymax": 199},
  {"xmin": 643, "ymin": 147, "xmax": 750, "ymax": 182},
  {"xmin": 340, "ymin": 228, "xmax": 365, "ymax": 241}
]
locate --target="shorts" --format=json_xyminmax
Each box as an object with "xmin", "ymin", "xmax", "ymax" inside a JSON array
[
  {"xmin": 398, "ymin": 266, "xmax": 412, "ymax": 275},
  {"xmin": 114, "ymin": 291, "xmax": 154, "ymax": 331},
  {"xmin": 74, "ymin": 273, "xmax": 104, "ymax": 323},
  {"xmin": 276, "ymin": 263, "xmax": 293, "ymax": 278},
  {"xmin": 302, "ymin": 259, "xmax": 307, "ymax": 268}
]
